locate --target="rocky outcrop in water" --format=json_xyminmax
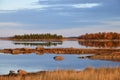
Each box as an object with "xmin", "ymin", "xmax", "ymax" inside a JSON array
[
  {"xmin": 88, "ymin": 52, "xmax": 120, "ymax": 62},
  {"xmin": 0, "ymin": 47, "xmax": 120, "ymax": 55}
]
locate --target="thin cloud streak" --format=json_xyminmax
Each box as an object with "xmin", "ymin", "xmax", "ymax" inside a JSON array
[
  {"xmin": 0, "ymin": 22, "xmax": 30, "ymax": 27},
  {"xmin": 0, "ymin": 0, "xmax": 101, "ymax": 12},
  {"xmin": 0, "ymin": 0, "xmax": 49, "ymax": 11},
  {"xmin": 72, "ymin": 3, "xmax": 101, "ymax": 8},
  {"xmin": 39, "ymin": 3, "xmax": 101, "ymax": 9}
]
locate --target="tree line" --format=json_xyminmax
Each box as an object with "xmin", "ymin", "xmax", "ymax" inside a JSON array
[
  {"xmin": 12, "ymin": 33, "xmax": 63, "ymax": 40},
  {"xmin": 78, "ymin": 32, "xmax": 120, "ymax": 40}
]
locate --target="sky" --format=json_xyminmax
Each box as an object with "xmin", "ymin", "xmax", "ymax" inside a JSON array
[{"xmin": 0, "ymin": 0, "xmax": 120, "ymax": 37}]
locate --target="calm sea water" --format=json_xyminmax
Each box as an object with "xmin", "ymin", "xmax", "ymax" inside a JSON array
[
  {"xmin": 0, "ymin": 40, "xmax": 85, "ymax": 49},
  {"xmin": 0, "ymin": 40, "xmax": 120, "ymax": 74}
]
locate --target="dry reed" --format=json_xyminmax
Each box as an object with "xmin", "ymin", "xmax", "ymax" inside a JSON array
[{"xmin": 0, "ymin": 67, "xmax": 120, "ymax": 80}]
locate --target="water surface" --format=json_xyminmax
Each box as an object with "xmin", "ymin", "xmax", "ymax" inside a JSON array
[
  {"xmin": 0, "ymin": 53, "xmax": 120, "ymax": 74},
  {"xmin": 0, "ymin": 40, "xmax": 120, "ymax": 74}
]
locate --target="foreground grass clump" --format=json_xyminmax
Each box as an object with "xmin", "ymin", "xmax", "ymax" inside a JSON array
[{"xmin": 0, "ymin": 67, "xmax": 120, "ymax": 80}]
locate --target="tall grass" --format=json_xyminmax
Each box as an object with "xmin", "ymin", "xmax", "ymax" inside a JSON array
[{"xmin": 0, "ymin": 67, "xmax": 120, "ymax": 80}]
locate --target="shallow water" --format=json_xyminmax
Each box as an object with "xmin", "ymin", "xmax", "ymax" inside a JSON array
[
  {"xmin": 0, "ymin": 40, "xmax": 120, "ymax": 49},
  {"xmin": 0, "ymin": 40, "xmax": 86, "ymax": 49},
  {"xmin": 0, "ymin": 53, "xmax": 120, "ymax": 74},
  {"xmin": 0, "ymin": 40, "xmax": 120, "ymax": 74}
]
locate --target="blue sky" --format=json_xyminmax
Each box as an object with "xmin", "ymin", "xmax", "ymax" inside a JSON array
[{"xmin": 0, "ymin": 0, "xmax": 120, "ymax": 37}]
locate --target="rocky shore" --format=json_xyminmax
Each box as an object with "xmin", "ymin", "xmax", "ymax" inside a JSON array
[
  {"xmin": 0, "ymin": 47, "xmax": 120, "ymax": 55},
  {"xmin": 1, "ymin": 47, "xmax": 120, "ymax": 62}
]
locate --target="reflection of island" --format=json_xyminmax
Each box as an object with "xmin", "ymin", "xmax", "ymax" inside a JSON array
[
  {"xmin": 78, "ymin": 41, "xmax": 120, "ymax": 48},
  {"xmin": 13, "ymin": 41, "xmax": 63, "ymax": 47}
]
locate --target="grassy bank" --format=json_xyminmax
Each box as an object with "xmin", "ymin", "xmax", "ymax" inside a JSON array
[{"xmin": 0, "ymin": 67, "xmax": 120, "ymax": 80}]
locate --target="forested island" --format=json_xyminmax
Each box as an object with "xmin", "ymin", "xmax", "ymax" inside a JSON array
[
  {"xmin": 78, "ymin": 32, "xmax": 120, "ymax": 40},
  {"xmin": 10, "ymin": 33, "xmax": 63, "ymax": 41},
  {"xmin": 0, "ymin": 32, "xmax": 119, "ymax": 41}
]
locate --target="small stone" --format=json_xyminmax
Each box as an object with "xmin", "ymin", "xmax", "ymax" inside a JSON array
[
  {"xmin": 54, "ymin": 56, "xmax": 64, "ymax": 61},
  {"xmin": 9, "ymin": 70, "xmax": 15, "ymax": 75}
]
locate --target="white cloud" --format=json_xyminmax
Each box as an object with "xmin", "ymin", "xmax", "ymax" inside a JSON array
[
  {"xmin": 48, "ymin": 3, "xmax": 101, "ymax": 9},
  {"xmin": 72, "ymin": 3, "xmax": 101, "ymax": 8},
  {"xmin": 0, "ymin": 0, "xmax": 49, "ymax": 11},
  {"xmin": 0, "ymin": 0, "xmax": 101, "ymax": 12},
  {"xmin": 39, "ymin": 0, "xmax": 59, "ymax": 1},
  {"xmin": 0, "ymin": 22, "xmax": 29, "ymax": 27}
]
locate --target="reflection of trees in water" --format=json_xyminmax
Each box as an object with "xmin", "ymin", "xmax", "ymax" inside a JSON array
[
  {"xmin": 13, "ymin": 41, "xmax": 63, "ymax": 47},
  {"xmin": 78, "ymin": 41, "xmax": 120, "ymax": 48}
]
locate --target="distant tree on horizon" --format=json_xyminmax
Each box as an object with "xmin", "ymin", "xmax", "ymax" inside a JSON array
[
  {"xmin": 78, "ymin": 32, "xmax": 120, "ymax": 40},
  {"xmin": 12, "ymin": 33, "xmax": 63, "ymax": 40}
]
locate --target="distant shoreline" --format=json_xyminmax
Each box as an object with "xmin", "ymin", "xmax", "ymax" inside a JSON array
[
  {"xmin": 0, "ymin": 37, "xmax": 120, "ymax": 41},
  {"xmin": 0, "ymin": 32, "xmax": 120, "ymax": 41}
]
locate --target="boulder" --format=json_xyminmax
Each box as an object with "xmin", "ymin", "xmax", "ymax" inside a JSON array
[
  {"xmin": 54, "ymin": 56, "xmax": 64, "ymax": 61},
  {"xmin": 17, "ymin": 69, "xmax": 27, "ymax": 75},
  {"xmin": 9, "ymin": 70, "xmax": 15, "ymax": 75}
]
